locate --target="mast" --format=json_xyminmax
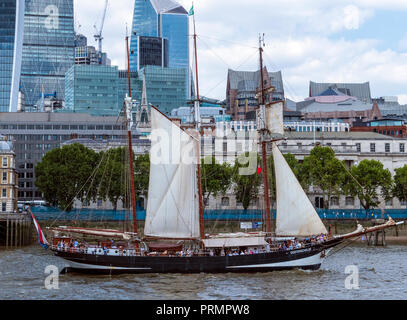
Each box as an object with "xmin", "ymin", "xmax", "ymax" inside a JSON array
[
  {"xmin": 192, "ymin": 6, "xmax": 205, "ymax": 240},
  {"xmin": 125, "ymin": 34, "xmax": 138, "ymax": 234},
  {"xmin": 258, "ymin": 34, "xmax": 272, "ymax": 235}
]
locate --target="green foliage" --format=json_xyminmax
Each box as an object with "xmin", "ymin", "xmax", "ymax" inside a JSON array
[
  {"xmin": 301, "ymin": 146, "xmax": 345, "ymax": 209},
  {"xmin": 35, "ymin": 143, "xmax": 100, "ymax": 211},
  {"xmin": 97, "ymin": 147, "xmax": 127, "ymax": 210},
  {"xmin": 232, "ymin": 152, "xmax": 261, "ymax": 210},
  {"xmin": 393, "ymin": 165, "xmax": 407, "ymax": 203},
  {"xmin": 134, "ymin": 153, "xmax": 150, "ymax": 200},
  {"xmin": 35, "ymin": 144, "xmax": 151, "ymax": 212},
  {"xmin": 343, "ymin": 159, "xmax": 393, "ymax": 210},
  {"xmin": 201, "ymin": 156, "xmax": 233, "ymax": 206}
]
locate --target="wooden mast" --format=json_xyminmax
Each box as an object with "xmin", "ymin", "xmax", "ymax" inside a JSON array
[
  {"xmin": 125, "ymin": 34, "xmax": 138, "ymax": 234},
  {"xmin": 192, "ymin": 7, "xmax": 205, "ymax": 241},
  {"xmin": 258, "ymin": 34, "xmax": 272, "ymax": 235}
]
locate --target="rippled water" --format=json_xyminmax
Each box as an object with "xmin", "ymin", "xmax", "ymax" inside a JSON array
[{"xmin": 0, "ymin": 244, "xmax": 406, "ymax": 300}]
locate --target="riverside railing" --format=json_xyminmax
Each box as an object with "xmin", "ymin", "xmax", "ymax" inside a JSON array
[{"xmin": 30, "ymin": 207, "xmax": 407, "ymax": 222}]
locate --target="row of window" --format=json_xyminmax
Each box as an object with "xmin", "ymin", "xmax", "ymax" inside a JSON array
[
  {"xmin": 0, "ymin": 124, "xmax": 125, "ymax": 130},
  {"xmin": 316, "ymin": 196, "xmax": 404, "ymax": 207}
]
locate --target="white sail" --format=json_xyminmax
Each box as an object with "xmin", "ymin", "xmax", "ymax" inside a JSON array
[
  {"xmin": 265, "ymin": 101, "xmax": 284, "ymax": 135},
  {"xmin": 144, "ymin": 107, "xmax": 200, "ymax": 239},
  {"xmin": 272, "ymin": 143, "xmax": 327, "ymax": 237}
]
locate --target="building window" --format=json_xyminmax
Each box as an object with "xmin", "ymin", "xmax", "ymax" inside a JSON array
[
  {"xmin": 356, "ymin": 143, "xmax": 361, "ymax": 152},
  {"xmin": 221, "ymin": 197, "xmax": 230, "ymax": 206},
  {"xmin": 345, "ymin": 197, "xmax": 354, "ymax": 206},
  {"xmin": 330, "ymin": 197, "xmax": 339, "ymax": 206},
  {"xmin": 370, "ymin": 143, "xmax": 375, "ymax": 152},
  {"xmin": 223, "ymin": 142, "xmax": 227, "ymax": 153},
  {"xmin": 2, "ymin": 172, "xmax": 7, "ymax": 183},
  {"xmin": 2, "ymin": 202, "xmax": 6, "ymax": 212},
  {"xmin": 2, "ymin": 189, "xmax": 6, "ymax": 198},
  {"xmin": 2, "ymin": 158, "xmax": 7, "ymax": 167},
  {"xmin": 400, "ymin": 143, "xmax": 405, "ymax": 153},
  {"xmin": 385, "ymin": 143, "xmax": 390, "ymax": 153}
]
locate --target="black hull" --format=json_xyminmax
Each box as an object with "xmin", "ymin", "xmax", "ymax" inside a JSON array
[{"xmin": 53, "ymin": 239, "xmax": 343, "ymax": 275}]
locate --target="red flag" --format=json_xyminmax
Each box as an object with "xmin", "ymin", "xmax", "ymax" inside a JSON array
[{"xmin": 257, "ymin": 165, "xmax": 261, "ymax": 175}]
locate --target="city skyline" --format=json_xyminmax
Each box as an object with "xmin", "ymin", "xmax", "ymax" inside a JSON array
[{"xmin": 75, "ymin": 0, "xmax": 407, "ymax": 105}]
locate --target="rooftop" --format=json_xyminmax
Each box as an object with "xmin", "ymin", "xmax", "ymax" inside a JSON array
[
  {"xmin": 150, "ymin": 0, "xmax": 187, "ymax": 14},
  {"xmin": 0, "ymin": 112, "xmax": 122, "ymax": 124},
  {"xmin": 285, "ymin": 131, "xmax": 396, "ymax": 140},
  {"xmin": 309, "ymin": 81, "xmax": 372, "ymax": 103}
]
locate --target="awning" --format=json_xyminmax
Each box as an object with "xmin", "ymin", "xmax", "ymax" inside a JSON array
[{"xmin": 203, "ymin": 236, "xmax": 268, "ymax": 248}]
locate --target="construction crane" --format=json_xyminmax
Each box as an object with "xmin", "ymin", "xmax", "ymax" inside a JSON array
[{"xmin": 94, "ymin": 0, "xmax": 108, "ymax": 62}]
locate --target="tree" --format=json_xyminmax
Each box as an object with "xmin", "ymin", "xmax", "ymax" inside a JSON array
[
  {"xmin": 343, "ymin": 159, "xmax": 393, "ymax": 210},
  {"xmin": 134, "ymin": 153, "xmax": 150, "ymax": 202},
  {"xmin": 201, "ymin": 156, "xmax": 233, "ymax": 206},
  {"xmin": 35, "ymin": 143, "xmax": 100, "ymax": 211},
  {"xmin": 97, "ymin": 147, "xmax": 127, "ymax": 210},
  {"xmin": 232, "ymin": 152, "xmax": 261, "ymax": 210},
  {"xmin": 300, "ymin": 146, "xmax": 345, "ymax": 209},
  {"xmin": 393, "ymin": 165, "xmax": 407, "ymax": 203}
]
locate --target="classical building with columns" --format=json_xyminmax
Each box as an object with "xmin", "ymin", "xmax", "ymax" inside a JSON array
[{"xmin": 0, "ymin": 137, "xmax": 18, "ymax": 214}]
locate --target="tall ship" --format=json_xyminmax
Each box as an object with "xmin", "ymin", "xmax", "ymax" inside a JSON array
[{"xmin": 30, "ymin": 14, "xmax": 403, "ymax": 275}]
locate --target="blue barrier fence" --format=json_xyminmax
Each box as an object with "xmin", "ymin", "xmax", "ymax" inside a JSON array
[{"xmin": 30, "ymin": 207, "xmax": 407, "ymax": 221}]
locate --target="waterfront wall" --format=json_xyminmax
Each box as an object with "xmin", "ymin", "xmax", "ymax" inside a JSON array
[{"xmin": 0, "ymin": 214, "xmax": 34, "ymax": 248}]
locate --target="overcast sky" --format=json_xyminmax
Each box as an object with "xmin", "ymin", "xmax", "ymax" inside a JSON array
[{"xmin": 74, "ymin": 0, "xmax": 407, "ymax": 104}]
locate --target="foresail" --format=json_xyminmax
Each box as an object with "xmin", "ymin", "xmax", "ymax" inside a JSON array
[
  {"xmin": 273, "ymin": 143, "xmax": 327, "ymax": 237},
  {"xmin": 144, "ymin": 107, "xmax": 200, "ymax": 239}
]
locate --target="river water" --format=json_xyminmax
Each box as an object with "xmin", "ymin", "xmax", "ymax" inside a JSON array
[{"xmin": 0, "ymin": 244, "xmax": 406, "ymax": 300}]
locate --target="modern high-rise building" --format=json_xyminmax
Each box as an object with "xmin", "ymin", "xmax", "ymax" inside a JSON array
[
  {"xmin": 20, "ymin": 0, "xmax": 75, "ymax": 112},
  {"xmin": 0, "ymin": 0, "xmax": 25, "ymax": 112},
  {"xmin": 64, "ymin": 64, "xmax": 188, "ymax": 117},
  {"xmin": 130, "ymin": 0, "xmax": 189, "ymax": 71},
  {"xmin": 138, "ymin": 36, "xmax": 169, "ymax": 69},
  {"xmin": 129, "ymin": 0, "xmax": 189, "ymax": 102},
  {"xmin": 64, "ymin": 65, "xmax": 120, "ymax": 116}
]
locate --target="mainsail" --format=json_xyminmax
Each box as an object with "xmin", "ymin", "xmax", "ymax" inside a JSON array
[
  {"xmin": 144, "ymin": 107, "xmax": 200, "ymax": 239},
  {"xmin": 272, "ymin": 142, "xmax": 327, "ymax": 236}
]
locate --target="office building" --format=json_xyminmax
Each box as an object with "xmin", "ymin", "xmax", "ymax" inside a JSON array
[
  {"xmin": 20, "ymin": 0, "xmax": 75, "ymax": 111},
  {"xmin": 141, "ymin": 65, "xmax": 187, "ymax": 115},
  {"xmin": 130, "ymin": 0, "xmax": 188, "ymax": 71},
  {"xmin": 137, "ymin": 36, "xmax": 168, "ymax": 69},
  {"xmin": 0, "ymin": 112, "xmax": 144, "ymax": 202},
  {"xmin": 0, "ymin": 0, "xmax": 25, "ymax": 112},
  {"xmin": 74, "ymin": 33, "xmax": 87, "ymax": 47},
  {"xmin": 309, "ymin": 81, "xmax": 372, "ymax": 103},
  {"xmin": 64, "ymin": 65, "xmax": 120, "ymax": 116},
  {"xmin": 226, "ymin": 68, "xmax": 285, "ymax": 120},
  {"xmin": 129, "ymin": 0, "xmax": 189, "ymax": 98}
]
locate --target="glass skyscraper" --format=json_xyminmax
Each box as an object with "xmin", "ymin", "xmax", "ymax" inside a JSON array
[
  {"xmin": 129, "ymin": 0, "xmax": 190, "ymax": 103},
  {"xmin": 130, "ymin": 0, "xmax": 189, "ymax": 71},
  {"xmin": 0, "ymin": 0, "xmax": 24, "ymax": 112},
  {"xmin": 65, "ymin": 65, "xmax": 120, "ymax": 116},
  {"xmin": 20, "ymin": 0, "xmax": 74, "ymax": 111},
  {"xmin": 64, "ymin": 65, "xmax": 187, "ymax": 117}
]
